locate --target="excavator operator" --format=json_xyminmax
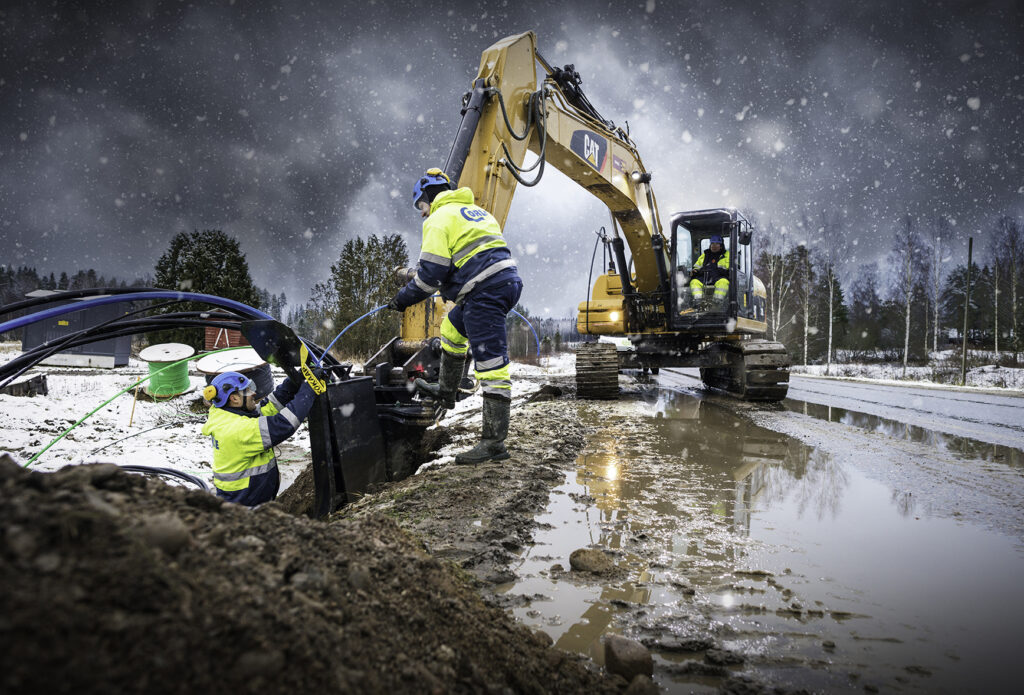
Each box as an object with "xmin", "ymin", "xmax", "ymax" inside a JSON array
[
  {"xmin": 387, "ymin": 168, "xmax": 523, "ymax": 465},
  {"xmin": 689, "ymin": 234, "xmax": 730, "ymax": 308}
]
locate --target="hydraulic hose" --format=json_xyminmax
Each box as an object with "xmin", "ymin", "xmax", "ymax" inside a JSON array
[{"xmin": 23, "ymin": 345, "xmax": 250, "ymax": 468}]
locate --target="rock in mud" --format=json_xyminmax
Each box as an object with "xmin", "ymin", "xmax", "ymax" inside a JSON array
[
  {"xmin": 570, "ymin": 547, "xmax": 616, "ymax": 574},
  {"xmin": 625, "ymin": 673, "xmax": 660, "ymax": 695},
  {"xmin": 604, "ymin": 634, "xmax": 653, "ymax": 681},
  {"xmin": 137, "ymin": 512, "xmax": 190, "ymax": 556}
]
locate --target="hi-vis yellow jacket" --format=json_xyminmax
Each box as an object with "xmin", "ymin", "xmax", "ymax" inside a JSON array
[
  {"xmin": 393, "ymin": 187, "xmax": 517, "ymax": 308},
  {"xmin": 201, "ymin": 381, "xmax": 313, "ymax": 492},
  {"xmin": 693, "ymin": 249, "xmax": 730, "ymax": 282}
]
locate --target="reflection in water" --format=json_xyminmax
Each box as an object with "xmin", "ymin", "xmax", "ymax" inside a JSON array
[
  {"xmin": 785, "ymin": 397, "xmax": 1024, "ymax": 466},
  {"xmin": 508, "ymin": 388, "xmax": 1024, "ymax": 693}
]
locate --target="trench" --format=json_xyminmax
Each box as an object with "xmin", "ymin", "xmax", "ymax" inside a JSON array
[{"xmin": 500, "ymin": 388, "xmax": 1024, "ymax": 693}]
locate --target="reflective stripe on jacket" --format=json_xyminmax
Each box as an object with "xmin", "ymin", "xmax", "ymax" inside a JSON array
[
  {"xmin": 201, "ymin": 380, "xmax": 315, "ymax": 492},
  {"xmin": 394, "ymin": 187, "xmax": 517, "ymax": 308}
]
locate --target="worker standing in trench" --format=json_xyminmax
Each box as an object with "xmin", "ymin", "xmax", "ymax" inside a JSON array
[
  {"xmin": 387, "ymin": 168, "xmax": 523, "ymax": 465},
  {"xmin": 201, "ymin": 370, "xmax": 320, "ymax": 506}
]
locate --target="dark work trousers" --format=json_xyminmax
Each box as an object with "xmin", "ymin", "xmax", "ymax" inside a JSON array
[{"xmin": 446, "ymin": 276, "xmax": 523, "ymax": 376}]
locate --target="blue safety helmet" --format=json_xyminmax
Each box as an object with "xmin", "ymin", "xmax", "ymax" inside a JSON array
[
  {"xmin": 412, "ymin": 167, "xmax": 452, "ymax": 209},
  {"xmin": 709, "ymin": 234, "xmax": 724, "ymax": 245},
  {"xmin": 203, "ymin": 371, "xmax": 255, "ymax": 408}
]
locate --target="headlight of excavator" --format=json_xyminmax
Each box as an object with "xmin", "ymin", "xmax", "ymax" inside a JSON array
[{"xmin": 609, "ymin": 311, "xmax": 620, "ymax": 322}]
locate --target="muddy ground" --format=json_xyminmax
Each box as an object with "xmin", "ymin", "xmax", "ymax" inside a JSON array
[
  {"xmin": 0, "ymin": 368, "xmax": 808, "ymax": 694},
  {"xmin": 0, "ymin": 372, "xmax": 645, "ymax": 695}
]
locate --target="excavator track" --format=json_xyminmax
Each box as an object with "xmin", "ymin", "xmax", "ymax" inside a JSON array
[
  {"xmin": 700, "ymin": 340, "xmax": 790, "ymax": 402},
  {"xmin": 575, "ymin": 342, "xmax": 619, "ymax": 400}
]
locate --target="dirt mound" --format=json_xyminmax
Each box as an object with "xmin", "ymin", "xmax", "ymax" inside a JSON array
[{"xmin": 0, "ymin": 457, "xmax": 619, "ymax": 694}]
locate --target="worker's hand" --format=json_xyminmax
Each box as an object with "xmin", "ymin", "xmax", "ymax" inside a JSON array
[
  {"xmin": 387, "ymin": 297, "xmax": 404, "ymax": 312},
  {"xmin": 309, "ymin": 364, "xmax": 328, "ymax": 383}
]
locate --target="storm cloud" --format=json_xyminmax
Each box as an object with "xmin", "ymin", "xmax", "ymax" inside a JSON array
[{"xmin": 1, "ymin": 0, "xmax": 1021, "ymax": 316}]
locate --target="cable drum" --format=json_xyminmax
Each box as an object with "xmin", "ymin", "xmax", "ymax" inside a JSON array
[
  {"xmin": 139, "ymin": 343, "xmax": 195, "ymax": 398},
  {"xmin": 195, "ymin": 347, "xmax": 273, "ymax": 400}
]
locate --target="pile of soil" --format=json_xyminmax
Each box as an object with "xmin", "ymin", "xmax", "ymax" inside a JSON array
[{"xmin": 0, "ymin": 434, "xmax": 621, "ymax": 694}]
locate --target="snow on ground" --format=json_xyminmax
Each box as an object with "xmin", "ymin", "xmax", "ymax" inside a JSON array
[
  {"xmin": 792, "ymin": 361, "xmax": 1024, "ymax": 391},
  {"xmin": 0, "ymin": 343, "xmax": 574, "ymax": 489}
]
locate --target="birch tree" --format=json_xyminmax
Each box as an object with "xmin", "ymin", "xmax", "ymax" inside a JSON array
[
  {"xmin": 753, "ymin": 221, "xmax": 799, "ymax": 342},
  {"xmin": 888, "ymin": 217, "xmax": 927, "ymax": 378},
  {"xmin": 807, "ymin": 211, "xmax": 848, "ymax": 374}
]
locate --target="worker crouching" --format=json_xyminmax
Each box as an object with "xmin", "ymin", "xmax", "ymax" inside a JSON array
[
  {"xmin": 388, "ymin": 167, "xmax": 523, "ymax": 465},
  {"xmin": 201, "ymin": 371, "xmax": 316, "ymax": 506}
]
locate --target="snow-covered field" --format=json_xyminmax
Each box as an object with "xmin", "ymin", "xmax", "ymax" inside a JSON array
[
  {"xmin": 792, "ymin": 360, "xmax": 1024, "ymax": 390},
  {"xmin": 0, "ymin": 342, "xmax": 573, "ymax": 488}
]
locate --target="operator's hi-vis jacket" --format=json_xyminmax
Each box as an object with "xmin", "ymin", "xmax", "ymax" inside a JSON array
[
  {"xmin": 692, "ymin": 249, "xmax": 730, "ymax": 282},
  {"xmin": 392, "ymin": 187, "xmax": 518, "ymax": 309},
  {"xmin": 696, "ymin": 249, "xmax": 729, "ymax": 276},
  {"xmin": 201, "ymin": 379, "xmax": 314, "ymax": 498}
]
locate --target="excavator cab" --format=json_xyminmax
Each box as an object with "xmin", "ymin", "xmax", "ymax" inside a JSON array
[{"xmin": 669, "ymin": 209, "xmax": 762, "ymax": 331}]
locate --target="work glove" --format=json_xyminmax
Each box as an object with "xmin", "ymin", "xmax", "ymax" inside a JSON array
[{"xmin": 387, "ymin": 296, "xmax": 404, "ymax": 312}]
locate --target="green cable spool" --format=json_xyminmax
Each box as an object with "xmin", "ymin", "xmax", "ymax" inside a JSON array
[{"xmin": 139, "ymin": 343, "xmax": 195, "ymax": 397}]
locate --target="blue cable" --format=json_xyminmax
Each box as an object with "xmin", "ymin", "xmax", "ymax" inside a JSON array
[
  {"xmin": 0, "ymin": 291, "xmax": 273, "ymax": 335},
  {"xmin": 510, "ymin": 309, "xmax": 541, "ymax": 356},
  {"xmin": 320, "ymin": 304, "xmax": 540, "ymax": 358},
  {"xmin": 321, "ymin": 305, "xmax": 388, "ymax": 358}
]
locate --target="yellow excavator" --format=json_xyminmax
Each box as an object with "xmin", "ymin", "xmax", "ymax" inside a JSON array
[{"xmin": 380, "ymin": 31, "xmax": 789, "ymax": 402}]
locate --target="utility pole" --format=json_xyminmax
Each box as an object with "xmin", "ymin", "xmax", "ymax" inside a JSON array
[{"xmin": 960, "ymin": 236, "xmax": 973, "ymax": 386}]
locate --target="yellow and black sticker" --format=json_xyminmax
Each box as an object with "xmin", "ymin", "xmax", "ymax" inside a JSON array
[{"xmin": 299, "ymin": 343, "xmax": 326, "ymax": 395}]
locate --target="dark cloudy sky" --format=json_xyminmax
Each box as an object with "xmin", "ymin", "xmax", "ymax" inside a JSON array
[{"xmin": 2, "ymin": 0, "xmax": 1021, "ymax": 316}]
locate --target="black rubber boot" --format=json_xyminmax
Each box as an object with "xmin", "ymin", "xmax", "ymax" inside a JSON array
[
  {"xmin": 454, "ymin": 396, "xmax": 511, "ymax": 465},
  {"xmin": 415, "ymin": 351, "xmax": 464, "ymax": 409}
]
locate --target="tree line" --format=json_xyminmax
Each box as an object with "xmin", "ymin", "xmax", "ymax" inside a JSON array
[
  {"xmin": 1, "ymin": 230, "xmax": 286, "ymax": 345},
  {"xmin": 753, "ymin": 213, "xmax": 1023, "ymax": 373}
]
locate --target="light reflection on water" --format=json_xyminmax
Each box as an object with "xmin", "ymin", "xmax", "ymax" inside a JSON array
[
  {"xmin": 784, "ymin": 397, "xmax": 1024, "ymax": 467},
  {"xmin": 505, "ymin": 390, "xmax": 1024, "ymax": 693}
]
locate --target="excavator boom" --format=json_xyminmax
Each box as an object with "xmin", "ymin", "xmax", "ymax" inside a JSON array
[{"xmin": 397, "ymin": 31, "xmax": 790, "ymax": 401}]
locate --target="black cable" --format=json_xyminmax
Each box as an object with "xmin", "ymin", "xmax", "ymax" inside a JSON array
[
  {"xmin": 585, "ymin": 227, "xmax": 606, "ymax": 335},
  {"xmin": 0, "ymin": 286, "xmax": 170, "ymax": 318},
  {"xmin": 117, "ymin": 464, "xmax": 210, "ymax": 492},
  {"xmin": 9, "ymin": 298, "xmax": 184, "ymax": 371},
  {"xmin": 88, "ymin": 420, "xmax": 203, "ymax": 457},
  {"xmin": 1, "ymin": 315, "xmax": 339, "ymax": 385},
  {"xmin": 0, "ymin": 315, "xmax": 246, "ymax": 386}
]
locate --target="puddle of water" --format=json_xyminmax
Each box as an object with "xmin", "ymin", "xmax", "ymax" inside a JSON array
[
  {"xmin": 785, "ymin": 397, "xmax": 1024, "ymax": 467},
  {"xmin": 504, "ymin": 391, "xmax": 1024, "ymax": 693}
]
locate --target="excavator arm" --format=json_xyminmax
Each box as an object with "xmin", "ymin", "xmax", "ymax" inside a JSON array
[
  {"xmin": 392, "ymin": 31, "xmax": 789, "ymax": 402},
  {"xmin": 441, "ymin": 32, "xmax": 672, "ymax": 332}
]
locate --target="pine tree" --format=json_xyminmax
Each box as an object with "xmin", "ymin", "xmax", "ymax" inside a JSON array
[
  {"xmin": 153, "ymin": 229, "xmax": 262, "ymax": 348},
  {"xmin": 847, "ymin": 263, "xmax": 883, "ymax": 359},
  {"xmin": 300, "ymin": 234, "xmax": 409, "ymax": 358}
]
